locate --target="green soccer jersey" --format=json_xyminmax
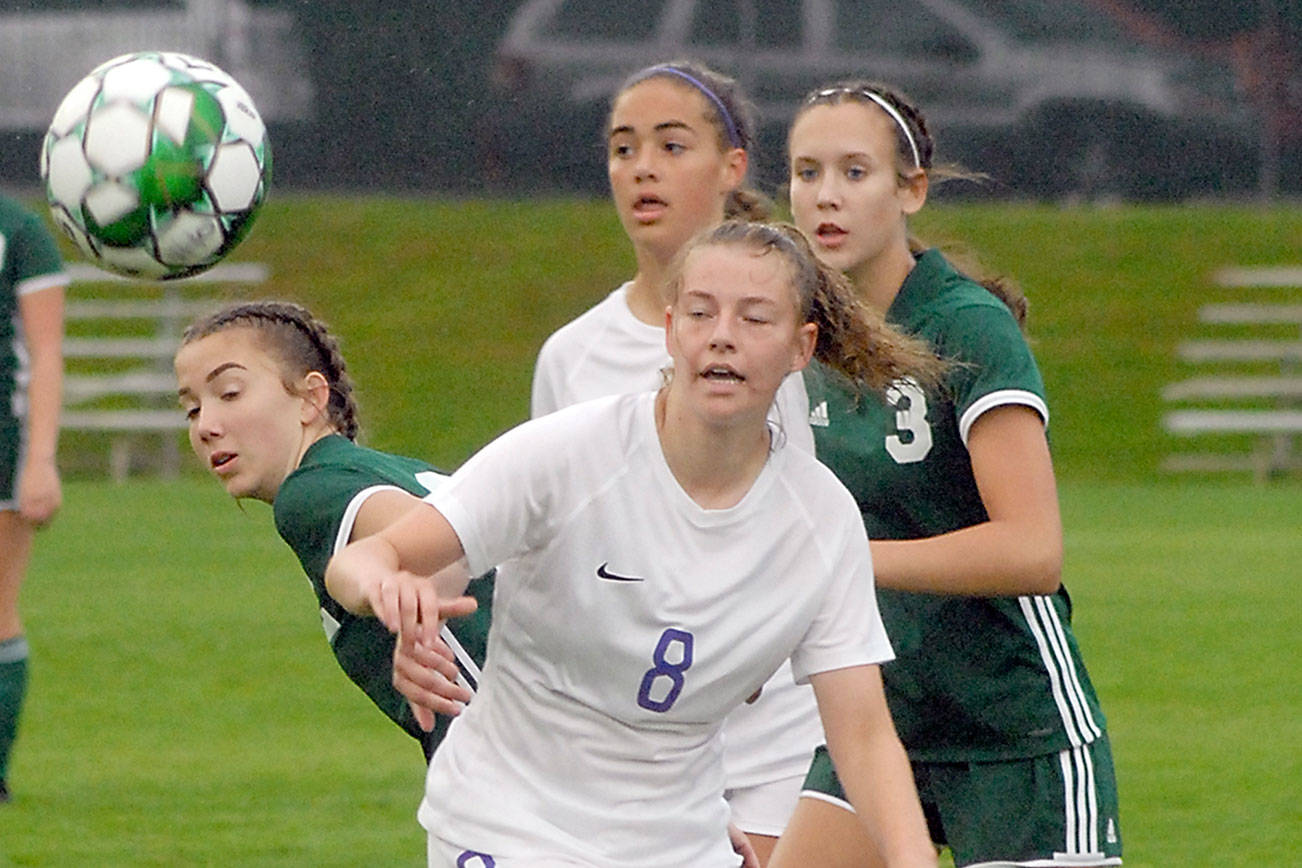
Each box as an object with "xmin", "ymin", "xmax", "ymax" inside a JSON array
[
  {"xmin": 273, "ymin": 434, "xmax": 493, "ymax": 753},
  {"xmin": 1, "ymin": 195, "xmax": 66, "ymax": 420},
  {"xmin": 804, "ymin": 249, "xmax": 1107, "ymax": 762}
]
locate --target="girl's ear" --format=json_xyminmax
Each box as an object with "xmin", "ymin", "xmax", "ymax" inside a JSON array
[
  {"xmin": 791, "ymin": 322, "xmax": 818, "ymax": 373},
  {"xmin": 663, "ymin": 304, "xmax": 677, "ymax": 356},
  {"xmin": 900, "ymin": 168, "xmax": 928, "ymax": 216},
  {"xmin": 721, "ymin": 146, "xmax": 748, "ymax": 191},
  {"xmin": 300, "ymin": 370, "xmax": 331, "ymax": 425}
]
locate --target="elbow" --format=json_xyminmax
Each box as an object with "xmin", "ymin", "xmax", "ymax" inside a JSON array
[
  {"xmin": 324, "ymin": 555, "xmax": 366, "ymax": 615},
  {"xmin": 1023, "ymin": 540, "xmax": 1063, "ymax": 595}
]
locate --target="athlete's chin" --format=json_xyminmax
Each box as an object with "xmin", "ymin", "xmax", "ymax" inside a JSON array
[{"xmin": 219, "ymin": 473, "xmax": 260, "ymax": 501}]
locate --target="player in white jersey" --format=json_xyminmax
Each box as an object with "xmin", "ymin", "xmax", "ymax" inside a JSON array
[
  {"xmin": 529, "ymin": 62, "xmax": 812, "ymax": 863},
  {"xmin": 328, "ymin": 221, "xmax": 944, "ymax": 868}
]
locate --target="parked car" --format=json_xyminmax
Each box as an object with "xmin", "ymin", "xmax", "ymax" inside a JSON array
[
  {"xmin": 491, "ymin": 0, "xmax": 1252, "ymax": 197},
  {"xmin": 0, "ymin": 0, "xmax": 314, "ymax": 131}
]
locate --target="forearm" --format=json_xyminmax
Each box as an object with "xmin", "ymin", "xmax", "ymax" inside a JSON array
[
  {"xmin": 870, "ymin": 517, "xmax": 1062, "ymax": 596},
  {"xmin": 814, "ymin": 667, "xmax": 936, "ymax": 867},
  {"xmin": 22, "ymin": 347, "xmax": 62, "ymax": 462},
  {"xmin": 325, "ymin": 534, "xmax": 401, "ymax": 615},
  {"xmin": 833, "ymin": 731, "xmax": 935, "ymax": 867}
]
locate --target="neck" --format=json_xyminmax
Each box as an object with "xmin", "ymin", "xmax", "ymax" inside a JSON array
[
  {"xmin": 293, "ymin": 423, "xmax": 334, "ymax": 471},
  {"xmin": 626, "ymin": 247, "xmax": 674, "ymax": 326},
  {"xmin": 654, "ymin": 387, "xmax": 771, "ymax": 510},
  {"xmin": 849, "ymin": 238, "xmax": 917, "ymax": 313}
]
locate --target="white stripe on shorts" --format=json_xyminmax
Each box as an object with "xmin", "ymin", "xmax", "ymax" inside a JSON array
[{"xmin": 1019, "ymin": 596, "xmax": 1102, "ymax": 746}]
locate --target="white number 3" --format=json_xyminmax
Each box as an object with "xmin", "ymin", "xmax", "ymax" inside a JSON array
[{"xmin": 884, "ymin": 379, "xmax": 932, "ymax": 464}]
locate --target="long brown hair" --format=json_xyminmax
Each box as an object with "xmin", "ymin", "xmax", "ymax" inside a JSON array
[{"xmin": 793, "ymin": 80, "xmax": 1028, "ymax": 328}]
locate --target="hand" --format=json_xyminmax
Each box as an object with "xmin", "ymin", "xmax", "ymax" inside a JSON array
[
  {"xmin": 728, "ymin": 823, "xmax": 759, "ymax": 868},
  {"xmin": 17, "ymin": 457, "xmax": 60, "ymax": 527},
  {"xmin": 365, "ymin": 570, "xmax": 475, "ymax": 648},
  {"xmin": 394, "ymin": 628, "xmax": 475, "ymax": 732}
]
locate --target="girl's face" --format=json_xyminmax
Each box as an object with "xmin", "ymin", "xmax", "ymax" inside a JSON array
[
  {"xmin": 608, "ymin": 77, "xmax": 746, "ymax": 261},
  {"xmin": 788, "ymin": 101, "xmax": 925, "ymax": 282},
  {"xmin": 175, "ymin": 328, "xmax": 325, "ymax": 503},
  {"xmin": 666, "ymin": 243, "xmax": 816, "ymax": 427}
]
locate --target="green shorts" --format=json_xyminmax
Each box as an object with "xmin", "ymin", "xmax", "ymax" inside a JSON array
[
  {"xmin": 801, "ymin": 737, "xmax": 1122, "ymax": 867},
  {"xmin": 0, "ymin": 421, "xmax": 20, "ymax": 509}
]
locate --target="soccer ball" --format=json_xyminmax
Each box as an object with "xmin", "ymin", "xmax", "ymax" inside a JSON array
[{"xmin": 40, "ymin": 51, "xmax": 271, "ymax": 280}]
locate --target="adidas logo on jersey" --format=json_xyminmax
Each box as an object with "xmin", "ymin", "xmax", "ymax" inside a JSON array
[{"xmin": 809, "ymin": 400, "xmax": 829, "ymax": 427}]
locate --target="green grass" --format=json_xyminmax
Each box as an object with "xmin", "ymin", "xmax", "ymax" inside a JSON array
[
  {"xmin": 47, "ymin": 195, "xmax": 1302, "ymax": 481},
  {"xmin": 0, "ymin": 477, "xmax": 1296, "ymax": 865},
  {"xmin": 10, "ymin": 197, "xmax": 1299, "ymax": 863},
  {"xmin": 0, "ymin": 479, "xmax": 427, "ymax": 866}
]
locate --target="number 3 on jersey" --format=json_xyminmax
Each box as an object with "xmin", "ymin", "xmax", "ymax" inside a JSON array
[
  {"xmin": 885, "ymin": 378, "xmax": 933, "ymax": 463},
  {"xmin": 637, "ymin": 628, "xmax": 694, "ymax": 712}
]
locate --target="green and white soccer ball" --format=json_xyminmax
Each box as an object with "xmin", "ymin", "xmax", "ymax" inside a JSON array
[{"xmin": 40, "ymin": 51, "xmax": 270, "ymax": 280}]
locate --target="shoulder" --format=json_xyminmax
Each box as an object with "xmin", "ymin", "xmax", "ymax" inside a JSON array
[
  {"xmin": 896, "ymin": 255, "xmax": 1028, "ymax": 362},
  {"xmin": 0, "ymin": 199, "xmax": 66, "ymax": 292},
  {"xmin": 275, "ymin": 438, "xmax": 438, "ymax": 530},
  {"xmin": 775, "ymin": 444, "xmax": 865, "ymax": 534},
  {"xmin": 516, "ymin": 392, "xmax": 639, "ymax": 451},
  {"xmin": 536, "ymin": 285, "xmax": 631, "ymax": 359}
]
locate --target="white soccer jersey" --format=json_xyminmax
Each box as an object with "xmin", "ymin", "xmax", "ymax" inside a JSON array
[
  {"xmin": 420, "ymin": 392, "xmax": 891, "ymax": 866},
  {"xmin": 530, "ymin": 283, "xmax": 823, "ymax": 792}
]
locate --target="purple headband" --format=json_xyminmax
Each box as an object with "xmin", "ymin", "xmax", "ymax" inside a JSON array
[{"xmin": 635, "ymin": 65, "xmax": 742, "ymax": 149}]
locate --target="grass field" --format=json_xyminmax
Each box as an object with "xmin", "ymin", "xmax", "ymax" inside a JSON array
[
  {"xmin": 2, "ymin": 196, "xmax": 1298, "ymax": 864},
  {"xmin": 45, "ymin": 194, "xmax": 1302, "ymax": 482},
  {"xmin": 0, "ymin": 477, "xmax": 1296, "ymax": 866}
]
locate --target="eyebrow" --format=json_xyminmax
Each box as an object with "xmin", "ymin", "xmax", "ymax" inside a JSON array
[
  {"xmin": 609, "ymin": 119, "xmax": 694, "ymax": 139},
  {"xmin": 176, "ymin": 361, "xmax": 246, "ymax": 398},
  {"xmin": 683, "ymin": 290, "xmax": 780, "ymax": 306}
]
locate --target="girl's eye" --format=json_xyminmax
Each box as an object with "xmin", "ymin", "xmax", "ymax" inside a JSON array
[
  {"xmin": 183, "ymin": 405, "xmax": 199, "ymax": 421},
  {"xmin": 611, "ymin": 142, "xmax": 632, "ymax": 158},
  {"xmin": 796, "ymin": 167, "xmax": 817, "ymax": 182},
  {"xmin": 846, "ymin": 165, "xmax": 866, "ymax": 180},
  {"xmin": 220, "ymin": 389, "xmax": 240, "ymax": 401},
  {"xmin": 664, "ymin": 141, "xmax": 685, "ymax": 154}
]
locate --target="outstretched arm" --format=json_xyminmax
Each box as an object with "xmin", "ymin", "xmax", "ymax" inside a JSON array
[
  {"xmin": 325, "ymin": 500, "xmax": 474, "ymax": 647},
  {"xmin": 809, "ymin": 665, "xmax": 937, "ymax": 868},
  {"xmin": 870, "ymin": 404, "xmax": 1063, "ymax": 596}
]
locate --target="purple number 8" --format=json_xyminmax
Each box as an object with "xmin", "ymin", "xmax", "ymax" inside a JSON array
[{"xmin": 637, "ymin": 628, "xmax": 694, "ymax": 712}]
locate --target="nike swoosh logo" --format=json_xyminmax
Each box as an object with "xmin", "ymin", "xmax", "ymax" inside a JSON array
[{"xmin": 596, "ymin": 562, "xmax": 645, "ymax": 582}]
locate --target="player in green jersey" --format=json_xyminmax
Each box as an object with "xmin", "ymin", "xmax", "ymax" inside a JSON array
[
  {"xmin": 770, "ymin": 83, "xmax": 1121, "ymax": 868},
  {"xmin": 175, "ymin": 300, "xmax": 491, "ymax": 759},
  {"xmin": 0, "ymin": 195, "xmax": 66, "ymax": 804}
]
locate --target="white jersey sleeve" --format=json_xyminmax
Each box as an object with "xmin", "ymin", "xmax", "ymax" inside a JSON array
[
  {"xmin": 426, "ymin": 408, "xmax": 579, "ymax": 577},
  {"xmin": 789, "ymin": 487, "xmax": 893, "ymax": 682}
]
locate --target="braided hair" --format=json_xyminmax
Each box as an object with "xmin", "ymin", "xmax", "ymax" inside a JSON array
[
  {"xmin": 668, "ymin": 220, "xmax": 947, "ymax": 395},
  {"xmin": 794, "ymin": 81, "xmax": 1029, "ymax": 328},
  {"xmin": 181, "ymin": 300, "xmax": 360, "ymax": 441}
]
